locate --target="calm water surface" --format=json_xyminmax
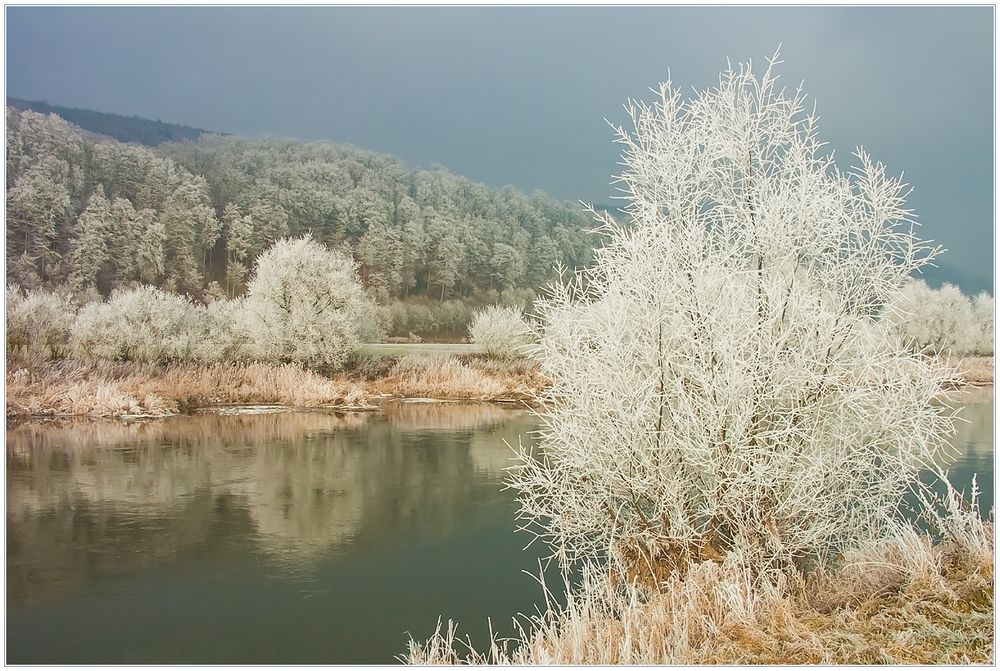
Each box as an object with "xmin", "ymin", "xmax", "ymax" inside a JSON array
[{"xmin": 6, "ymin": 392, "xmax": 994, "ymax": 664}]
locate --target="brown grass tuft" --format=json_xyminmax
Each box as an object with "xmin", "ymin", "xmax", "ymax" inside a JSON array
[
  {"xmin": 367, "ymin": 354, "xmax": 547, "ymax": 402},
  {"xmin": 404, "ymin": 519, "xmax": 994, "ymax": 665},
  {"xmin": 7, "ymin": 355, "xmax": 370, "ymax": 417}
]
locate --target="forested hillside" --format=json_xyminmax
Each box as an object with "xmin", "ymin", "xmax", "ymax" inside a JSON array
[
  {"xmin": 7, "ymin": 98, "xmax": 216, "ymax": 146},
  {"xmin": 6, "ymin": 106, "xmax": 599, "ymax": 335}
]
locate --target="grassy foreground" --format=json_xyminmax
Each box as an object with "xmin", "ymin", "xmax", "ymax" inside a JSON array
[{"xmin": 405, "ymin": 496, "xmax": 994, "ymax": 665}]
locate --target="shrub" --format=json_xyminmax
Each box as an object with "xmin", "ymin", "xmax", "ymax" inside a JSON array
[
  {"xmin": 192, "ymin": 297, "xmax": 252, "ymax": 362},
  {"xmin": 468, "ymin": 305, "xmax": 535, "ymax": 360},
  {"xmin": 407, "ymin": 303, "xmax": 438, "ymax": 335},
  {"xmin": 511, "ymin": 55, "xmax": 955, "ymax": 575},
  {"xmin": 970, "ymin": 292, "xmax": 994, "ymax": 355},
  {"xmin": 70, "ymin": 285, "xmax": 202, "ymax": 363},
  {"xmin": 244, "ymin": 235, "xmax": 379, "ymax": 369},
  {"xmin": 437, "ymin": 300, "xmax": 474, "ymax": 335},
  {"xmin": 886, "ymin": 280, "xmax": 974, "ymax": 354},
  {"xmin": 6, "ymin": 285, "xmax": 78, "ymax": 358}
]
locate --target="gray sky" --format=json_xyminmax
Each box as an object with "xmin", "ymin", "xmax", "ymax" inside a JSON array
[{"xmin": 6, "ymin": 6, "xmax": 995, "ymax": 289}]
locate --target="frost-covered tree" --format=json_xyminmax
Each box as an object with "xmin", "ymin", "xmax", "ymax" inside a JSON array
[
  {"xmin": 468, "ymin": 305, "xmax": 535, "ymax": 360},
  {"xmin": 129, "ymin": 208, "xmax": 166, "ymax": 285},
  {"xmin": 68, "ymin": 189, "xmax": 113, "ymax": 292},
  {"xmin": 971, "ymin": 292, "xmax": 994, "ymax": 355},
  {"xmin": 512, "ymin": 55, "xmax": 955, "ymax": 575},
  {"xmin": 244, "ymin": 235, "xmax": 379, "ymax": 369},
  {"xmin": 159, "ymin": 177, "xmax": 219, "ymax": 294},
  {"xmin": 6, "ymin": 157, "xmax": 72, "ymax": 282},
  {"xmin": 490, "ymin": 242, "xmax": 525, "ymax": 291},
  {"xmin": 885, "ymin": 279, "xmax": 987, "ymax": 355},
  {"xmin": 429, "ymin": 231, "xmax": 464, "ymax": 300},
  {"xmin": 222, "ymin": 203, "xmax": 252, "ymax": 296}
]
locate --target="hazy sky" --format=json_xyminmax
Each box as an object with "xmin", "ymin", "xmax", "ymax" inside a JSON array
[{"xmin": 6, "ymin": 6, "xmax": 995, "ymax": 288}]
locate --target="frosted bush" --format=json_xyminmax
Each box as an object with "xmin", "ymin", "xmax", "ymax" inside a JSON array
[
  {"xmin": 970, "ymin": 292, "xmax": 994, "ymax": 355},
  {"xmin": 6, "ymin": 284, "xmax": 78, "ymax": 358},
  {"xmin": 70, "ymin": 285, "xmax": 202, "ymax": 363},
  {"xmin": 511, "ymin": 54, "xmax": 955, "ymax": 576},
  {"xmin": 244, "ymin": 235, "xmax": 378, "ymax": 369},
  {"xmin": 192, "ymin": 297, "xmax": 252, "ymax": 362},
  {"xmin": 885, "ymin": 279, "xmax": 976, "ymax": 354},
  {"xmin": 469, "ymin": 305, "xmax": 535, "ymax": 360}
]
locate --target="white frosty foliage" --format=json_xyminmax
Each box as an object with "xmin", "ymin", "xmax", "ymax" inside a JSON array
[
  {"xmin": 511, "ymin": 55, "xmax": 956, "ymax": 574},
  {"xmin": 192, "ymin": 297, "xmax": 254, "ymax": 362},
  {"xmin": 6, "ymin": 284, "xmax": 78, "ymax": 358},
  {"xmin": 244, "ymin": 235, "xmax": 378, "ymax": 369},
  {"xmin": 468, "ymin": 305, "xmax": 535, "ymax": 360},
  {"xmin": 70, "ymin": 285, "xmax": 202, "ymax": 363},
  {"xmin": 886, "ymin": 279, "xmax": 993, "ymax": 355}
]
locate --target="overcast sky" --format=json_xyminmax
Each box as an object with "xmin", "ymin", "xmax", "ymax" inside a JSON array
[{"xmin": 6, "ymin": 6, "xmax": 995, "ymax": 289}]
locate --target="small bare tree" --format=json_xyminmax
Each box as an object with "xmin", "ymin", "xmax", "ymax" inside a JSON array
[{"xmin": 512, "ymin": 53, "xmax": 955, "ymax": 575}]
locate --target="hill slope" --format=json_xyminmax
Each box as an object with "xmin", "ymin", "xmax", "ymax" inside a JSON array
[{"xmin": 7, "ymin": 98, "xmax": 221, "ymax": 146}]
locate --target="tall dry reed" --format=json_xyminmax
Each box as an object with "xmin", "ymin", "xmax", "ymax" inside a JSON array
[
  {"xmin": 7, "ymin": 355, "xmax": 369, "ymax": 417},
  {"xmin": 404, "ymin": 480, "xmax": 993, "ymax": 665}
]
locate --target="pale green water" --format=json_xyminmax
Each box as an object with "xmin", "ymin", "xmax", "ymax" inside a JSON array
[{"xmin": 5, "ymin": 393, "xmax": 994, "ymax": 664}]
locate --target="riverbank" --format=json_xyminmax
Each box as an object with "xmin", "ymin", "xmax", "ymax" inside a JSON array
[
  {"xmin": 5, "ymin": 357, "xmax": 371, "ymax": 417},
  {"xmin": 4, "ymin": 353, "xmax": 546, "ymax": 418},
  {"xmin": 406, "ymin": 498, "xmax": 994, "ymax": 665},
  {"xmin": 947, "ymin": 355, "xmax": 994, "ymax": 387},
  {"xmin": 5, "ymin": 352, "xmax": 992, "ymax": 418}
]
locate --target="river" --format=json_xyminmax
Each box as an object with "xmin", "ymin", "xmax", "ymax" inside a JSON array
[{"xmin": 6, "ymin": 391, "xmax": 994, "ymax": 663}]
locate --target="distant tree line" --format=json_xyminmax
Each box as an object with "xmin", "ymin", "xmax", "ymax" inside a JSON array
[
  {"xmin": 7, "ymin": 98, "xmax": 215, "ymax": 146},
  {"xmin": 6, "ymin": 106, "xmax": 598, "ymax": 318},
  {"xmin": 886, "ymin": 279, "xmax": 993, "ymax": 356}
]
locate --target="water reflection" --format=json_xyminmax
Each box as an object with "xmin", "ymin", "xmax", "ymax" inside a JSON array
[
  {"xmin": 5, "ymin": 394, "xmax": 991, "ymax": 664},
  {"xmin": 8, "ymin": 403, "xmax": 533, "ymax": 607},
  {"xmin": 940, "ymin": 388, "xmax": 994, "ymax": 508}
]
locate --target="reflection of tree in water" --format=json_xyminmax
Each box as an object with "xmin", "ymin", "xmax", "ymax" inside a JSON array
[
  {"xmin": 950, "ymin": 390, "xmax": 993, "ymax": 458},
  {"xmin": 7, "ymin": 405, "xmax": 538, "ymax": 604},
  {"xmin": 468, "ymin": 416, "xmax": 535, "ymax": 476}
]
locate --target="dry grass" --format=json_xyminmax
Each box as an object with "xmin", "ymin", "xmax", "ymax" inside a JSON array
[
  {"xmin": 404, "ymin": 499, "xmax": 994, "ymax": 665},
  {"xmin": 946, "ymin": 355, "xmax": 995, "ymax": 387},
  {"xmin": 5, "ymin": 352, "xmax": 549, "ymax": 417},
  {"xmin": 8, "ymin": 351, "xmax": 979, "ymax": 417},
  {"xmin": 366, "ymin": 354, "xmax": 547, "ymax": 402},
  {"xmin": 6, "ymin": 356, "xmax": 370, "ymax": 417}
]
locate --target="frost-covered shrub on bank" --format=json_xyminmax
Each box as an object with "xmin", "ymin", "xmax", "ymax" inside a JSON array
[
  {"xmin": 6, "ymin": 284, "xmax": 77, "ymax": 358},
  {"xmin": 192, "ymin": 297, "xmax": 252, "ymax": 362},
  {"xmin": 70, "ymin": 285, "xmax": 202, "ymax": 363},
  {"xmin": 244, "ymin": 235, "xmax": 379, "ymax": 369},
  {"xmin": 886, "ymin": 279, "xmax": 993, "ymax": 355},
  {"xmin": 970, "ymin": 291, "xmax": 994, "ymax": 355},
  {"xmin": 512, "ymin": 55, "xmax": 955, "ymax": 576},
  {"xmin": 469, "ymin": 305, "xmax": 535, "ymax": 360}
]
